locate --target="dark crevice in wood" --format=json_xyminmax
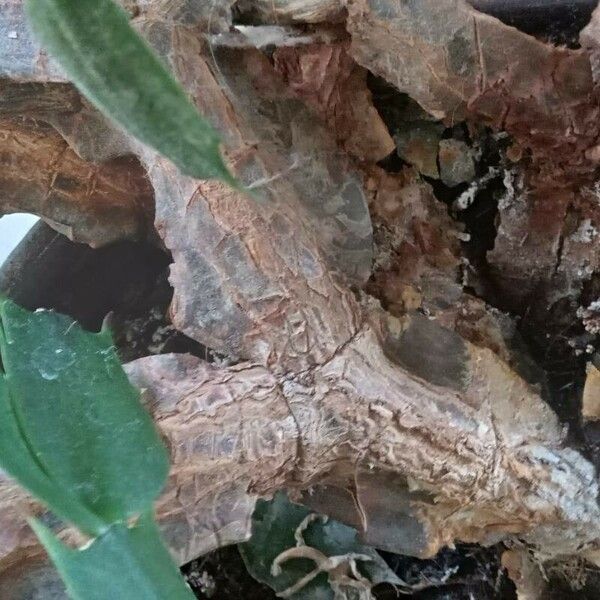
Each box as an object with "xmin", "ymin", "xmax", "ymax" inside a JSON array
[
  {"xmin": 365, "ymin": 69, "xmax": 593, "ymax": 457},
  {"xmin": 468, "ymin": 0, "xmax": 596, "ymax": 48},
  {"xmin": 0, "ymin": 221, "xmax": 211, "ymax": 363}
]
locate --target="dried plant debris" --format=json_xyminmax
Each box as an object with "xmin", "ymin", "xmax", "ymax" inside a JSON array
[
  {"xmin": 364, "ymin": 165, "xmax": 463, "ymax": 317},
  {"xmin": 393, "ymin": 121, "xmax": 444, "ymax": 179},
  {"xmin": 234, "ymin": 0, "xmax": 346, "ymax": 25},
  {"xmin": 579, "ymin": 300, "xmax": 600, "ymax": 336},
  {"xmin": 348, "ymin": 0, "xmax": 600, "ymax": 366},
  {"xmin": 542, "ymin": 556, "xmax": 600, "ymax": 600},
  {"xmin": 583, "ymin": 361, "xmax": 600, "ymax": 422},
  {"xmin": 239, "ymin": 492, "xmax": 403, "ymax": 600}
]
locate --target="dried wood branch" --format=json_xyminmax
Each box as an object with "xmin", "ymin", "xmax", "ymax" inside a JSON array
[
  {"xmin": 142, "ymin": 33, "xmax": 372, "ymax": 368},
  {"xmin": 1, "ymin": 321, "xmax": 599, "ymax": 595},
  {"xmin": 2, "ymin": 1, "xmax": 600, "ymax": 597}
]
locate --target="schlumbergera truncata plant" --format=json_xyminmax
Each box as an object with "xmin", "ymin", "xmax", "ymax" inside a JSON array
[{"xmin": 4, "ymin": 0, "xmax": 600, "ymax": 598}]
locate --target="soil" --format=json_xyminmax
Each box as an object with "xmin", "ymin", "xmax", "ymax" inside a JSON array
[
  {"xmin": 183, "ymin": 547, "xmax": 277, "ymax": 600},
  {"xmin": 182, "ymin": 543, "xmax": 518, "ymax": 599}
]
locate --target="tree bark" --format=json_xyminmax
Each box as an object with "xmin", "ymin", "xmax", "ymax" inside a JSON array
[
  {"xmin": 0, "ymin": 119, "xmax": 154, "ymax": 245},
  {"xmin": 2, "ymin": 0, "xmax": 600, "ymax": 596}
]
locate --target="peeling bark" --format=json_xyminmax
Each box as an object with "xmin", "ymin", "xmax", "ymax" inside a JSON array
[
  {"xmin": 344, "ymin": 0, "xmax": 598, "ymax": 160},
  {"xmin": 273, "ymin": 42, "xmax": 395, "ymax": 162},
  {"xmin": 340, "ymin": 0, "xmax": 600, "ymax": 357}
]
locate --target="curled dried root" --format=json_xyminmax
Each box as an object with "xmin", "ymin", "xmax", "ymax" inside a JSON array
[{"xmin": 271, "ymin": 513, "xmax": 374, "ymax": 599}]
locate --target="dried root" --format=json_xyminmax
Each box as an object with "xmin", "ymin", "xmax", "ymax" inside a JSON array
[{"xmin": 271, "ymin": 514, "xmax": 374, "ymax": 599}]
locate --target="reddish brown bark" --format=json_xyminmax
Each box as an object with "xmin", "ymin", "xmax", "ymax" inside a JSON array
[{"xmin": 0, "ymin": 119, "xmax": 154, "ymax": 246}]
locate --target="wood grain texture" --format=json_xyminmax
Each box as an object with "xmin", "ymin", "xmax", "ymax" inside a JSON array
[{"xmin": 1, "ymin": 1, "xmax": 600, "ymax": 597}]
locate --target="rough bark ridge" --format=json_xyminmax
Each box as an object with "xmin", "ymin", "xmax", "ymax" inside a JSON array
[
  {"xmin": 2, "ymin": 0, "xmax": 600, "ymax": 596},
  {"xmin": 0, "ymin": 118, "xmax": 154, "ymax": 245}
]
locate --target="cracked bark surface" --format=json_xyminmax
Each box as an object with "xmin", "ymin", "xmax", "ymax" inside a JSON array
[
  {"xmin": 1, "ymin": 323, "xmax": 598, "ymax": 596},
  {"xmin": 341, "ymin": 0, "xmax": 600, "ymax": 355},
  {"xmin": 272, "ymin": 42, "xmax": 395, "ymax": 162},
  {"xmin": 2, "ymin": 0, "xmax": 600, "ymax": 597},
  {"xmin": 0, "ymin": 119, "xmax": 154, "ymax": 246}
]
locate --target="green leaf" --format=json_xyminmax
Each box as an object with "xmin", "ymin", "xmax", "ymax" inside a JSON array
[
  {"xmin": 25, "ymin": 0, "xmax": 237, "ymax": 186},
  {"xmin": 0, "ymin": 298, "xmax": 169, "ymax": 532},
  {"xmin": 239, "ymin": 492, "xmax": 403, "ymax": 600},
  {"xmin": 0, "ymin": 371, "xmax": 106, "ymax": 535},
  {"xmin": 31, "ymin": 512, "xmax": 196, "ymax": 600}
]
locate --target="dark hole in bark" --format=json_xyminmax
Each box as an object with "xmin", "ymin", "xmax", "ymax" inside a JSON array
[
  {"xmin": 0, "ymin": 221, "xmax": 208, "ymax": 363},
  {"xmin": 468, "ymin": 0, "xmax": 596, "ymax": 47}
]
